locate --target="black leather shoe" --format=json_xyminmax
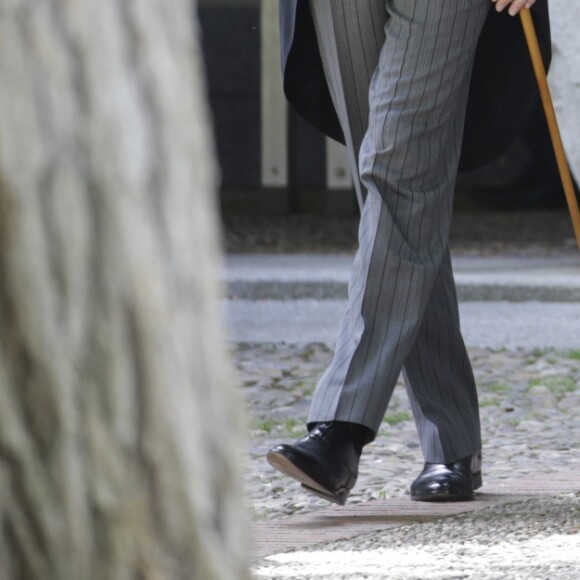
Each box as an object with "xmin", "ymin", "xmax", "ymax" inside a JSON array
[
  {"xmin": 266, "ymin": 422, "xmax": 361, "ymax": 506},
  {"xmin": 410, "ymin": 452, "xmax": 482, "ymax": 502}
]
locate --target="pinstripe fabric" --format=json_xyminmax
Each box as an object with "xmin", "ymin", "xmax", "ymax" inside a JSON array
[{"xmin": 307, "ymin": 0, "xmax": 489, "ymax": 463}]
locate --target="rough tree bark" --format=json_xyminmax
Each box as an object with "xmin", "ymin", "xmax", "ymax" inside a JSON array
[{"xmin": 0, "ymin": 1, "xmax": 249, "ymax": 579}]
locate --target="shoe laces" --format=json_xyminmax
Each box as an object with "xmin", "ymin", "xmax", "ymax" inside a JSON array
[{"xmin": 310, "ymin": 422, "xmax": 333, "ymax": 438}]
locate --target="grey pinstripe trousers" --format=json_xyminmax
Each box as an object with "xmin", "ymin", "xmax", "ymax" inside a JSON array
[{"xmin": 307, "ymin": 0, "xmax": 491, "ymax": 463}]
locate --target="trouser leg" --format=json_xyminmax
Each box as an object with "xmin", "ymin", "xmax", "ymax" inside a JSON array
[
  {"xmin": 402, "ymin": 249, "xmax": 481, "ymax": 463},
  {"xmin": 307, "ymin": 0, "xmax": 488, "ymax": 463}
]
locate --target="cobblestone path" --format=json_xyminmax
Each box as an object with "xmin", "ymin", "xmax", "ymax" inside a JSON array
[{"xmin": 234, "ymin": 343, "xmax": 580, "ymax": 521}]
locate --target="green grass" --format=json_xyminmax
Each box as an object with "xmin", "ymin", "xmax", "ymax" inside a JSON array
[
  {"xmin": 281, "ymin": 418, "xmax": 302, "ymax": 432},
  {"xmin": 243, "ymin": 380, "xmax": 258, "ymax": 387},
  {"xmin": 287, "ymin": 378, "xmax": 317, "ymax": 397},
  {"xmin": 250, "ymin": 417, "xmax": 305, "ymax": 436},
  {"xmin": 383, "ymin": 411, "xmax": 412, "ymax": 426},
  {"xmin": 250, "ymin": 507, "xmax": 272, "ymax": 521},
  {"xmin": 490, "ymin": 346, "xmax": 508, "ymax": 353},
  {"xmin": 563, "ymin": 349, "xmax": 580, "ymax": 361},
  {"xmin": 508, "ymin": 412, "xmax": 537, "ymax": 428},
  {"xmin": 479, "ymin": 398, "xmax": 500, "ymax": 408},
  {"xmin": 251, "ymin": 418, "xmax": 279, "ymax": 434},
  {"xmin": 528, "ymin": 376, "xmax": 577, "ymax": 399},
  {"xmin": 480, "ymin": 382, "xmax": 510, "ymax": 393},
  {"xmin": 299, "ymin": 346, "xmax": 317, "ymax": 362}
]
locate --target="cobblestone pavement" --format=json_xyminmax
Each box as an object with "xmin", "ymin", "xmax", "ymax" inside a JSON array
[{"xmin": 235, "ymin": 342, "xmax": 580, "ymax": 521}]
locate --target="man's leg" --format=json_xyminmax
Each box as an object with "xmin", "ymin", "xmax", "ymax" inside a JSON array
[
  {"xmin": 403, "ymin": 249, "xmax": 482, "ymax": 464},
  {"xmin": 306, "ymin": 0, "xmax": 489, "ymax": 463},
  {"xmin": 306, "ymin": 0, "xmax": 387, "ymax": 208},
  {"xmin": 268, "ymin": 0, "xmax": 489, "ymax": 504}
]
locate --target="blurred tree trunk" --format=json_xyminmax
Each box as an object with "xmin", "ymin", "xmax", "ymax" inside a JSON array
[{"xmin": 0, "ymin": 1, "xmax": 249, "ymax": 579}]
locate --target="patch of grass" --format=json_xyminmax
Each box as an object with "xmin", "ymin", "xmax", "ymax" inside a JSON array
[
  {"xmin": 250, "ymin": 417, "xmax": 306, "ymax": 437},
  {"xmin": 508, "ymin": 412, "xmax": 538, "ymax": 428},
  {"xmin": 490, "ymin": 346, "xmax": 508, "ymax": 353},
  {"xmin": 281, "ymin": 418, "xmax": 302, "ymax": 432},
  {"xmin": 528, "ymin": 376, "xmax": 577, "ymax": 399},
  {"xmin": 383, "ymin": 411, "xmax": 412, "ymax": 426},
  {"xmin": 250, "ymin": 507, "xmax": 272, "ymax": 521},
  {"xmin": 243, "ymin": 380, "xmax": 258, "ymax": 387},
  {"xmin": 479, "ymin": 398, "xmax": 500, "ymax": 408},
  {"xmin": 251, "ymin": 418, "xmax": 280, "ymax": 434},
  {"xmin": 270, "ymin": 377, "xmax": 283, "ymax": 388},
  {"xmin": 296, "ymin": 380, "xmax": 316, "ymax": 397},
  {"xmin": 480, "ymin": 382, "xmax": 510, "ymax": 393},
  {"xmin": 531, "ymin": 347, "xmax": 551, "ymax": 358},
  {"xmin": 299, "ymin": 346, "xmax": 316, "ymax": 362},
  {"xmin": 563, "ymin": 350, "xmax": 580, "ymax": 361}
]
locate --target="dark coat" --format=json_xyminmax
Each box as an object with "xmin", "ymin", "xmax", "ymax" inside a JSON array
[{"xmin": 279, "ymin": 1, "xmax": 551, "ymax": 171}]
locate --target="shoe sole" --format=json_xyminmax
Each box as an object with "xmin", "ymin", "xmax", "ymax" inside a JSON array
[
  {"xmin": 266, "ymin": 450, "xmax": 350, "ymax": 506},
  {"xmin": 301, "ymin": 484, "xmax": 349, "ymax": 506},
  {"xmin": 411, "ymin": 471, "xmax": 483, "ymax": 502}
]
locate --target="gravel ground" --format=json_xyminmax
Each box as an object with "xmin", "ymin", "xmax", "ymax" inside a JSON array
[
  {"xmin": 236, "ymin": 343, "xmax": 580, "ymax": 521},
  {"xmin": 253, "ymin": 494, "xmax": 580, "ymax": 579}
]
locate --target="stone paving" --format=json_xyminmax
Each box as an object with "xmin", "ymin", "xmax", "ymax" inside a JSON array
[{"xmin": 236, "ymin": 342, "xmax": 580, "ymax": 522}]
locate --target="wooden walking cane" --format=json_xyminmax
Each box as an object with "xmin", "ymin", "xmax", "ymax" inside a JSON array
[{"xmin": 520, "ymin": 8, "xmax": 580, "ymax": 252}]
